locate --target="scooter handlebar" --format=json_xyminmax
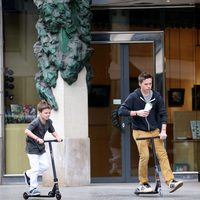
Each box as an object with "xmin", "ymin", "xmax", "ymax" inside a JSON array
[
  {"xmin": 44, "ymin": 139, "xmax": 63, "ymax": 143},
  {"xmin": 136, "ymin": 136, "xmax": 160, "ymax": 140}
]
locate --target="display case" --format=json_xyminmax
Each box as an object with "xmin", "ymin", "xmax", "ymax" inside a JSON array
[
  {"xmin": 173, "ymin": 111, "xmax": 200, "ymax": 171},
  {"xmin": 5, "ymin": 103, "xmax": 37, "ymax": 174},
  {"xmin": 6, "ymin": 124, "xmax": 30, "ymax": 174}
]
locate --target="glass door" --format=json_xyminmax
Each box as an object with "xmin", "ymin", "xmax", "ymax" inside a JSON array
[
  {"xmin": 121, "ymin": 43, "xmax": 155, "ymax": 182},
  {"xmin": 90, "ymin": 32, "xmax": 164, "ymax": 182},
  {"xmin": 89, "ymin": 43, "xmax": 123, "ymax": 182}
]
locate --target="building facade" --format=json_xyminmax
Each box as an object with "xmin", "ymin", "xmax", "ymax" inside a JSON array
[{"xmin": 0, "ymin": 0, "xmax": 200, "ymax": 185}]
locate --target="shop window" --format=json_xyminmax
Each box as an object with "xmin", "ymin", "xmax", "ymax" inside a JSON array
[{"xmin": 3, "ymin": 1, "xmax": 39, "ymax": 174}]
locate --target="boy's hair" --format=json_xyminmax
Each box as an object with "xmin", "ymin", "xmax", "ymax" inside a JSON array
[
  {"xmin": 37, "ymin": 100, "xmax": 52, "ymax": 112},
  {"xmin": 138, "ymin": 72, "xmax": 153, "ymax": 84}
]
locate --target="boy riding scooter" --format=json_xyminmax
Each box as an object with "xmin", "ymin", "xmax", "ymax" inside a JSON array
[
  {"xmin": 118, "ymin": 72, "xmax": 183, "ymax": 193},
  {"xmin": 24, "ymin": 100, "xmax": 62, "ymax": 196}
]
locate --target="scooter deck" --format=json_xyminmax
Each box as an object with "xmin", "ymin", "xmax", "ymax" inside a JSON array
[
  {"xmin": 23, "ymin": 191, "xmax": 62, "ymax": 199},
  {"xmin": 135, "ymin": 191, "xmax": 159, "ymax": 195},
  {"xmin": 134, "ymin": 187, "xmax": 163, "ymax": 196},
  {"xmin": 23, "ymin": 192, "xmax": 55, "ymax": 198},
  {"xmin": 24, "ymin": 194, "xmax": 54, "ymax": 198}
]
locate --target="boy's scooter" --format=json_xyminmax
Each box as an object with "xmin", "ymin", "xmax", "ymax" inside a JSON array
[
  {"xmin": 134, "ymin": 136, "xmax": 163, "ymax": 197},
  {"xmin": 23, "ymin": 139, "xmax": 62, "ymax": 200}
]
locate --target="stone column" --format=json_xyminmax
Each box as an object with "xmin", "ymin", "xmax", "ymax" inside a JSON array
[{"xmin": 43, "ymin": 67, "xmax": 90, "ymax": 186}]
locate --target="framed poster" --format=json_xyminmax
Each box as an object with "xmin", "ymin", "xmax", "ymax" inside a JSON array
[
  {"xmin": 88, "ymin": 85, "xmax": 110, "ymax": 107},
  {"xmin": 192, "ymin": 85, "xmax": 200, "ymax": 110},
  {"xmin": 168, "ymin": 88, "xmax": 185, "ymax": 107}
]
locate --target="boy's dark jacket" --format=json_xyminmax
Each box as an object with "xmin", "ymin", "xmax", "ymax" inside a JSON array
[{"xmin": 118, "ymin": 88, "xmax": 167, "ymax": 131}]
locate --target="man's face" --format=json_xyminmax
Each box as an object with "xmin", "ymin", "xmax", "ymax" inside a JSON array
[
  {"xmin": 39, "ymin": 108, "xmax": 51, "ymax": 121},
  {"xmin": 139, "ymin": 78, "xmax": 152, "ymax": 93}
]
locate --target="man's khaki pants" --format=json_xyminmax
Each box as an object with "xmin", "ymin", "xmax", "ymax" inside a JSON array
[{"xmin": 133, "ymin": 129, "xmax": 174, "ymax": 185}]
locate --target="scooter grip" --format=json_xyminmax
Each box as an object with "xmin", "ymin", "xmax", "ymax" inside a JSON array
[
  {"xmin": 136, "ymin": 136, "xmax": 160, "ymax": 140},
  {"xmin": 44, "ymin": 139, "xmax": 63, "ymax": 142}
]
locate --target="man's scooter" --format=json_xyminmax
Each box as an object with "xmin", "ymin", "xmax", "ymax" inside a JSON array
[
  {"xmin": 23, "ymin": 139, "xmax": 62, "ymax": 200},
  {"xmin": 134, "ymin": 136, "xmax": 163, "ymax": 197}
]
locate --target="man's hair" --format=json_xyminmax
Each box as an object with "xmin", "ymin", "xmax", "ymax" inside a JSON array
[
  {"xmin": 37, "ymin": 100, "xmax": 52, "ymax": 112},
  {"xmin": 138, "ymin": 72, "xmax": 153, "ymax": 83}
]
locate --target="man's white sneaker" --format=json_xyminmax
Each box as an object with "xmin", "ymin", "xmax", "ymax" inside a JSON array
[
  {"xmin": 169, "ymin": 179, "xmax": 183, "ymax": 193},
  {"xmin": 136, "ymin": 182, "xmax": 153, "ymax": 193}
]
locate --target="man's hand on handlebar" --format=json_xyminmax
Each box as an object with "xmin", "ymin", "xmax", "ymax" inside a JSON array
[{"xmin": 159, "ymin": 131, "xmax": 167, "ymax": 140}]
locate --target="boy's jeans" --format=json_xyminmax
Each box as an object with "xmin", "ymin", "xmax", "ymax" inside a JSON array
[
  {"xmin": 133, "ymin": 128, "xmax": 174, "ymax": 185},
  {"xmin": 27, "ymin": 153, "xmax": 49, "ymax": 190}
]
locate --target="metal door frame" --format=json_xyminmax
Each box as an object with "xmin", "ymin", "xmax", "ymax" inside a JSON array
[
  {"xmin": 91, "ymin": 31, "xmax": 165, "ymax": 96},
  {"xmin": 91, "ymin": 31, "xmax": 164, "ymax": 183}
]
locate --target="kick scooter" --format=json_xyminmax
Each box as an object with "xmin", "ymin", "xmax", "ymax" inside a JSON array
[
  {"xmin": 134, "ymin": 136, "xmax": 163, "ymax": 197},
  {"xmin": 23, "ymin": 139, "xmax": 62, "ymax": 200}
]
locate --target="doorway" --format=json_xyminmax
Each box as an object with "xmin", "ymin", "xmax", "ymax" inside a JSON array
[{"xmin": 89, "ymin": 32, "xmax": 164, "ymax": 182}]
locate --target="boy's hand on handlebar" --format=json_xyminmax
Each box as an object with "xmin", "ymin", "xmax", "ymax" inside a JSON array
[
  {"xmin": 37, "ymin": 138, "xmax": 44, "ymax": 144},
  {"xmin": 55, "ymin": 137, "xmax": 62, "ymax": 142}
]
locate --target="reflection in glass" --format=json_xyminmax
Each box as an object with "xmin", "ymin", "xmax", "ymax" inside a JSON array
[
  {"xmin": 128, "ymin": 43, "xmax": 155, "ymax": 177},
  {"xmin": 89, "ymin": 44, "xmax": 122, "ymax": 177}
]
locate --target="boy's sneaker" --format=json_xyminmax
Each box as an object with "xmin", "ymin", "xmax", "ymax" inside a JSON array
[
  {"xmin": 24, "ymin": 171, "xmax": 30, "ymax": 186},
  {"xmin": 28, "ymin": 188, "xmax": 40, "ymax": 196},
  {"xmin": 169, "ymin": 179, "xmax": 183, "ymax": 193},
  {"xmin": 136, "ymin": 182, "xmax": 153, "ymax": 193}
]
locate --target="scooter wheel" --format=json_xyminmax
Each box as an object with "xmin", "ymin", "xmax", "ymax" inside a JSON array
[
  {"xmin": 48, "ymin": 191, "xmax": 54, "ymax": 197},
  {"xmin": 56, "ymin": 193, "xmax": 62, "ymax": 200},
  {"xmin": 23, "ymin": 192, "xmax": 29, "ymax": 199}
]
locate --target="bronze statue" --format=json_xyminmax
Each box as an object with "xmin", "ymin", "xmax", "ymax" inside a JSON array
[{"xmin": 33, "ymin": 0, "xmax": 93, "ymax": 110}]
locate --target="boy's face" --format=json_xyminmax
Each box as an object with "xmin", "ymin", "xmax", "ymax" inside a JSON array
[
  {"xmin": 139, "ymin": 78, "xmax": 152, "ymax": 92},
  {"xmin": 39, "ymin": 108, "xmax": 51, "ymax": 121}
]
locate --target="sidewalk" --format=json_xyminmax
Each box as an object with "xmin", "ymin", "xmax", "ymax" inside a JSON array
[{"xmin": 0, "ymin": 180, "xmax": 199, "ymax": 200}]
